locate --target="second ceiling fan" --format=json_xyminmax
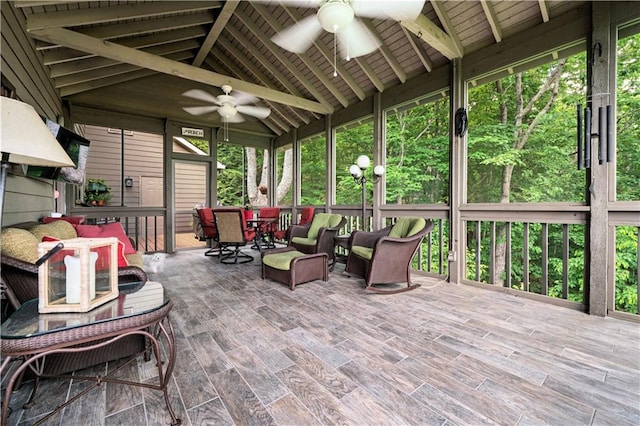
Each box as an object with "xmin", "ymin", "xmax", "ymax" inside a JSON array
[
  {"xmin": 269, "ymin": 0, "xmax": 426, "ymax": 62},
  {"xmin": 182, "ymin": 85, "xmax": 271, "ymax": 141}
]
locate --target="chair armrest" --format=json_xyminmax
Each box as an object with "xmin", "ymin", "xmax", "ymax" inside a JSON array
[
  {"xmin": 350, "ymin": 226, "xmax": 392, "ymax": 248},
  {"xmin": 117, "ymin": 266, "xmax": 148, "ymax": 284},
  {"xmin": 289, "ymin": 223, "xmax": 312, "ymax": 239}
]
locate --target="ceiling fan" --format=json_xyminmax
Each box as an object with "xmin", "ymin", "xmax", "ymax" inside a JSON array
[
  {"xmin": 182, "ymin": 85, "xmax": 271, "ymax": 141},
  {"xmin": 182, "ymin": 85, "xmax": 271, "ymax": 123},
  {"xmin": 269, "ymin": 0, "xmax": 426, "ymax": 72}
]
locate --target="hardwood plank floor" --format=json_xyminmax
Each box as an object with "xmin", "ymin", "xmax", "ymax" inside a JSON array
[{"xmin": 3, "ymin": 248, "xmax": 639, "ymax": 425}]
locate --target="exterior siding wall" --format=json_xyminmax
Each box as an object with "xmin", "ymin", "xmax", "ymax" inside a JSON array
[{"xmin": 1, "ymin": 2, "xmax": 62, "ymax": 226}]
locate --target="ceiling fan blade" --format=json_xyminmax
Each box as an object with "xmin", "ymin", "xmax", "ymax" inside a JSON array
[
  {"xmin": 236, "ymin": 105, "xmax": 272, "ymax": 119},
  {"xmin": 182, "ymin": 89, "xmax": 221, "ymax": 105},
  {"xmin": 183, "ymin": 105, "xmax": 219, "ymax": 116},
  {"xmin": 352, "ymin": 0, "xmax": 425, "ymax": 21},
  {"xmin": 232, "ymin": 90, "xmax": 259, "ymax": 106},
  {"xmin": 272, "ymin": 14, "xmax": 324, "ymax": 54},
  {"xmin": 337, "ymin": 19, "xmax": 381, "ymax": 59}
]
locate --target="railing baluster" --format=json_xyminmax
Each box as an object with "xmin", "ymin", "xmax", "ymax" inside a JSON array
[
  {"xmin": 505, "ymin": 222, "xmax": 511, "ymax": 289},
  {"xmin": 523, "ymin": 223, "xmax": 530, "ymax": 292},
  {"xmin": 562, "ymin": 224, "xmax": 569, "ymax": 300},
  {"xmin": 542, "ymin": 223, "xmax": 549, "ymax": 296}
]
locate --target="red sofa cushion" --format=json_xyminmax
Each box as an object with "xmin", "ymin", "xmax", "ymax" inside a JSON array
[{"xmin": 74, "ymin": 223, "xmax": 136, "ymax": 254}]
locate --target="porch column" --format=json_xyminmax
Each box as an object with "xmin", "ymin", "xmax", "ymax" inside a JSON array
[
  {"xmin": 587, "ymin": 2, "xmax": 613, "ymax": 316},
  {"xmin": 449, "ymin": 58, "xmax": 466, "ymax": 284}
]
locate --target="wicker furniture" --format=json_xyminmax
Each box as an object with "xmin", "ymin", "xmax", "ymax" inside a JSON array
[
  {"xmin": 261, "ymin": 247, "xmax": 328, "ymax": 290},
  {"xmin": 345, "ymin": 217, "xmax": 434, "ymax": 294},
  {"xmin": 288, "ymin": 213, "xmax": 346, "ymax": 269},
  {"xmin": 213, "ymin": 209, "xmax": 254, "ymax": 264},
  {"xmin": 1, "ymin": 281, "xmax": 180, "ymax": 425},
  {"xmin": 1, "ymin": 220, "xmax": 146, "ymax": 310}
]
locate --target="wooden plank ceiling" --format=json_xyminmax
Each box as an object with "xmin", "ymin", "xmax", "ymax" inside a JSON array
[{"xmin": 15, "ymin": 0, "xmax": 585, "ymax": 136}]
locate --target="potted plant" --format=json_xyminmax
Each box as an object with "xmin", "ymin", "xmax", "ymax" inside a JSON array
[{"xmin": 84, "ymin": 178, "xmax": 112, "ymax": 206}]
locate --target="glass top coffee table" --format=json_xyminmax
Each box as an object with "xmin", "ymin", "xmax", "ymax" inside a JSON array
[{"xmin": 1, "ymin": 281, "xmax": 181, "ymax": 425}]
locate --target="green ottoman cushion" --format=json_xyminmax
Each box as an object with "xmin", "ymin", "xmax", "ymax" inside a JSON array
[{"xmin": 263, "ymin": 250, "xmax": 306, "ymax": 270}]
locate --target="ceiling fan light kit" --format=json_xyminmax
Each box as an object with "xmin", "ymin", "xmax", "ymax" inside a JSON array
[{"xmin": 317, "ymin": 0, "xmax": 354, "ymax": 33}]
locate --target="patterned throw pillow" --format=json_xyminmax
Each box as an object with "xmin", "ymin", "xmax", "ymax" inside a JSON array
[
  {"xmin": 0, "ymin": 228, "xmax": 40, "ymax": 264},
  {"xmin": 29, "ymin": 220, "xmax": 77, "ymax": 241}
]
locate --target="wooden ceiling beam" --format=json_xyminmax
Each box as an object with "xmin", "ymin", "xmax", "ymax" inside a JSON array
[
  {"xmin": 54, "ymin": 49, "xmax": 194, "ymax": 87},
  {"xmin": 538, "ymin": 0, "xmax": 550, "ymax": 22},
  {"xmin": 35, "ymin": 11, "xmax": 215, "ymax": 51},
  {"xmin": 401, "ymin": 15, "xmax": 459, "ymax": 59},
  {"xmin": 250, "ymin": 3, "xmax": 348, "ymax": 109},
  {"xmin": 354, "ymin": 58, "xmax": 385, "ymax": 93},
  {"xmin": 192, "ymin": 1, "xmax": 238, "ymax": 67},
  {"xmin": 222, "ymin": 25, "xmax": 314, "ymax": 123},
  {"xmin": 43, "ymin": 26, "xmax": 206, "ymax": 65},
  {"xmin": 480, "ymin": 0, "xmax": 503, "ymax": 43},
  {"xmin": 29, "ymin": 27, "xmax": 330, "ymax": 114},
  {"xmin": 234, "ymin": 8, "xmax": 333, "ymax": 113},
  {"xmin": 281, "ymin": 5, "xmax": 366, "ymax": 101},
  {"xmin": 26, "ymin": 2, "xmax": 221, "ymax": 30},
  {"xmin": 362, "ymin": 20, "xmax": 406, "ymax": 84},
  {"xmin": 401, "ymin": 26, "xmax": 434, "ymax": 73},
  {"xmin": 60, "ymin": 69, "xmax": 157, "ymax": 97}
]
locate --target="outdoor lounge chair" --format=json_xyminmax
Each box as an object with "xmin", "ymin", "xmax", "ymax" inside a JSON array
[
  {"xmin": 288, "ymin": 212, "xmax": 346, "ymax": 267},
  {"xmin": 345, "ymin": 217, "xmax": 434, "ymax": 294},
  {"xmin": 213, "ymin": 209, "xmax": 255, "ymax": 264}
]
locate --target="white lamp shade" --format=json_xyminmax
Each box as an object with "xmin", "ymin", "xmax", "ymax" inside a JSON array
[
  {"xmin": 1, "ymin": 97, "xmax": 74, "ymax": 167},
  {"xmin": 349, "ymin": 164, "xmax": 362, "ymax": 178},
  {"xmin": 356, "ymin": 155, "xmax": 370, "ymax": 170},
  {"xmin": 373, "ymin": 165, "xmax": 385, "ymax": 177}
]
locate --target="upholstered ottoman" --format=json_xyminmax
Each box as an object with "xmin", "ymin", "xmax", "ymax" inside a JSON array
[{"xmin": 261, "ymin": 247, "xmax": 328, "ymax": 290}]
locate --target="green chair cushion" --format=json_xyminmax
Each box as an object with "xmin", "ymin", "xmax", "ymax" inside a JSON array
[
  {"xmin": 290, "ymin": 236, "xmax": 317, "ymax": 246},
  {"xmin": 263, "ymin": 250, "xmax": 306, "ymax": 270},
  {"xmin": 306, "ymin": 213, "xmax": 342, "ymax": 240},
  {"xmin": 29, "ymin": 220, "xmax": 78, "ymax": 241},
  {"xmin": 351, "ymin": 245, "xmax": 373, "ymax": 260},
  {"xmin": 388, "ymin": 217, "xmax": 426, "ymax": 238}
]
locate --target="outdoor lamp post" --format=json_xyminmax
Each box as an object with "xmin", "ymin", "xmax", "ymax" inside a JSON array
[{"xmin": 350, "ymin": 155, "xmax": 384, "ymax": 230}]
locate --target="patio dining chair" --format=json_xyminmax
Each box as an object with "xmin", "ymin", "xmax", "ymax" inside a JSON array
[
  {"xmin": 345, "ymin": 217, "xmax": 434, "ymax": 294},
  {"xmin": 195, "ymin": 207, "xmax": 220, "ymax": 257},
  {"xmin": 273, "ymin": 207, "xmax": 315, "ymax": 241},
  {"xmin": 213, "ymin": 209, "xmax": 255, "ymax": 264},
  {"xmin": 256, "ymin": 207, "xmax": 280, "ymax": 249}
]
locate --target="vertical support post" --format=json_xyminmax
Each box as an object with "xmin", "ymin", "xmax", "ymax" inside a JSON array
[{"xmin": 588, "ymin": 1, "xmax": 611, "ymax": 316}]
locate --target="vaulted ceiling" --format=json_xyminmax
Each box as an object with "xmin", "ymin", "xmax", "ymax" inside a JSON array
[{"xmin": 15, "ymin": 0, "xmax": 586, "ymax": 136}]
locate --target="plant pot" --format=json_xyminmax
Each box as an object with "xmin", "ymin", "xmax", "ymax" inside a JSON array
[{"xmin": 97, "ymin": 200, "xmax": 106, "ymax": 206}]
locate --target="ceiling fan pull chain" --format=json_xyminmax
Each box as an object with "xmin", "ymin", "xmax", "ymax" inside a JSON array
[{"xmin": 333, "ymin": 33, "xmax": 338, "ymax": 77}]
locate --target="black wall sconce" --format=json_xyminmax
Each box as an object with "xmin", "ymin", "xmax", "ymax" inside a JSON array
[
  {"xmin": 576, "ymin": 103, "xmax": 613, "ymax": 169},
  {"xmin": 124, "ymin": 176, "xmax": 133, "ymax": 188}
]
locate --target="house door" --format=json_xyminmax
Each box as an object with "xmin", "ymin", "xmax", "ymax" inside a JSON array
[{"xmin": 173, "ymin": 161, "xmax": 208, "ymax": 250}]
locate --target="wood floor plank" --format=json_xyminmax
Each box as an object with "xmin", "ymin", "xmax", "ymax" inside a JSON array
[
  {"xmin": 274, "ymin": 364, "xmax": 355, "ymax": 425},
  {"xmin": 187, "ymin": 397, "xmax": 236, "ymax": 426},
  {"xmin": 104, "ymin": 402, "xmax": 147, "ymax": 425},
  {"xmin": 210, "ymin": 368, "xmax": 276, "ymax": 426},
  {"xmin": 226, "ymin": 345, "xmax": 289, "ymax": 405},
  {"xmin": 281, "ymin": 344, "xmax": 358, "ymax": 398},
  {"xmin": 338, "ymin": 359, "xmax": 448, "ymax": 425},
  {"xmin": 265, "ymin": 393, "xmax": 322, "ymax": 426},
  {"xmin": 285, "ymin": 327, "xmax": 351, "ymax": 368},
  {"xmin": 189, "ymin": 330, "xmax": 234, "ymax": 376}
]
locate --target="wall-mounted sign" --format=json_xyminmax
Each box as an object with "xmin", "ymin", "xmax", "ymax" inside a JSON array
[{"xmin": 181, "ymin": 127, "xmax": 204, "ymax": 138}]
